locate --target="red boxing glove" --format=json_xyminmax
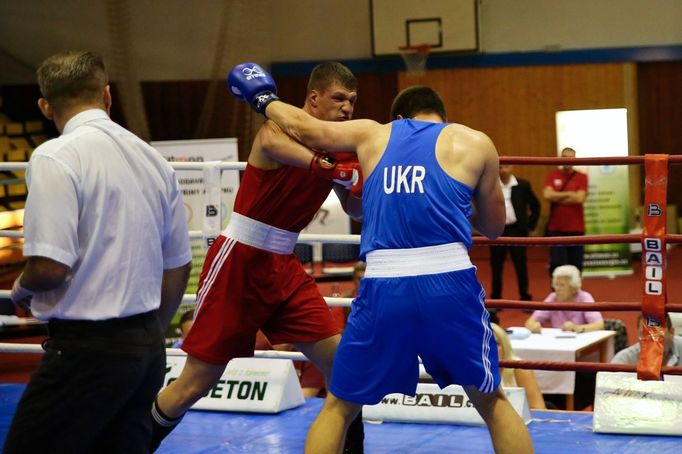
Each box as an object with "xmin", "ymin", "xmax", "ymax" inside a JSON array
[
  {"xmin": 349, "ymin": 164, "xmax": 363, "ymax": 198},
  {"xmin": 332, "ymin": 152, "xmax": 358, "ymax": 161},
  {"xmin": 310, "ymin": 152, "xmax": 359, "ymax": 188}
]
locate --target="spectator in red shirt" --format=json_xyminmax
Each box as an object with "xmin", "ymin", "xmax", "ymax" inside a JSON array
[{"xmin": 543, "ymin": 147, "xmax": 588, "ymax": 278}]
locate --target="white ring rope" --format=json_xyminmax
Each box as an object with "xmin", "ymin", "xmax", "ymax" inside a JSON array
[
  {"xmin": 0, "ymin": 343, "xmax": 307, "ymax": 359},
  {"xmin": 0, "ymin": 162, "xmax": 246, "ymax": 172},
  {"xmin": 0, "ymin": 160, "xmax": 362, "ymax": 246},
  {"xmin": 0, "ymin": 290, "xmax": 352, "ymax": 307}
]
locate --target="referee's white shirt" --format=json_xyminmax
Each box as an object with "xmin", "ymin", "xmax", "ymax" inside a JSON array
[{"xmin": 23, "ymin": 109, "xmax": 192, "ymax": 321}]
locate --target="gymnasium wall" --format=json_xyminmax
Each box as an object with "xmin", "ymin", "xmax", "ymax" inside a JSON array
[
  {"xmin": 1, "ymin": 0, "xmax": 681, "ymax": 83},
  {"xmin": 1, "ymin": 1, "xmax": 681, "ymax": 214},
  {"xmin": 398, "ymin": 63, "xmax": 640, "ymax": 223}
]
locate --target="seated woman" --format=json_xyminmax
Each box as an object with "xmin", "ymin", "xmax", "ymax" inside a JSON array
[
  {"xmin": 524, "ymin": 265, "xmax": 604, "ymax": 334},
  {"xmin": 491, "ymin": 323, "xmax": 546, "ymax": 410}
]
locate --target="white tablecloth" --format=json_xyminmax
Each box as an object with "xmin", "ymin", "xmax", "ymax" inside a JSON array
[{"xmin": 510, "ymin": 328, "xmax": 615, "ymax": 394}]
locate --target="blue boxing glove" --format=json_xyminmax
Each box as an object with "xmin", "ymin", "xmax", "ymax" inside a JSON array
[{"xmin": 227, "ymin": 63, "xmax": 279, "ymax": 115}]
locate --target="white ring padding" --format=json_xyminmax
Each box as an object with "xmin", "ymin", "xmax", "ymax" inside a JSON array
[
  {"xmin": 223, "ymin": 213, "xmax": 299, "ymax": 255},
  {"xmin": 202, "ymin": 162, "xmax": 222, "ymax": 244},
  {"xmin": 365, "ymin": 242, "xmax": 472, "ymax": 278}
]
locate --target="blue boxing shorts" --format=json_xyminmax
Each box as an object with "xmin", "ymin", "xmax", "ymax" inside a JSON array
[{"xmin": 329, "ymin": 244, "xmax": 500, "ymax": 405}]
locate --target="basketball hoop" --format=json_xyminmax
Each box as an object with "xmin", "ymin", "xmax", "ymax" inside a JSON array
[{"xmin": 398, "ymin": 44, "xmax": 431, "ymax": 75}]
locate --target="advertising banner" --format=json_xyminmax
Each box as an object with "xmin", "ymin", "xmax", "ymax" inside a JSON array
[{"xmin": 555, "ymin": 109, "xmax": 632, "ymax": 276}]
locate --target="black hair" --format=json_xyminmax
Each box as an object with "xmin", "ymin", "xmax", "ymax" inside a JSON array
[{"xmin": 390, "ymin": 86, "xmax": 446, "ymax": 121}]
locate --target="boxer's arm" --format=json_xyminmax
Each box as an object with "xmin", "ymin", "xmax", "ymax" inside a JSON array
[
  {"xmin": 265, "ymin": 101, "xmax": 379, "ymax": 154},
  {"xmin": 334, "ymin": 185, "xmax": 362, "ymax": 222},
  {"xmin": 259, "ymin": 120, "xmax": 317, "ymax": 168},
  {"xmin": 259, "ymin": 121, "xmax": 361, "ymax": 188},
  {"xmin": 471, "ymin": 135, "xmax": 505, "ymax": 239}
]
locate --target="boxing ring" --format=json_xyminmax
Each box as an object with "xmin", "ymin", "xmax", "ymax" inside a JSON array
[
  {"xmin": 0, "ymin": 383, "xmax": 679, "ymax": 453},
  {"xmin": 1, "ymin": 154, "xmax": 682, "ymax": 452}
]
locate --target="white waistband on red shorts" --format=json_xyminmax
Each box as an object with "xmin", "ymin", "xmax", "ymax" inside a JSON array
[
  {"xmin": 365, "ymin": 242, "xmax": 472, "ymax": 278},
  {"xmin": 222, "ymin": 212, "xmax": 299, "ymax": 255}
]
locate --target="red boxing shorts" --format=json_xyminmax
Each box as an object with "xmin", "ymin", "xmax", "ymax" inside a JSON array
[{"xmin": 182, "ymin": 235, "xmax": 340, "ymax": 365}]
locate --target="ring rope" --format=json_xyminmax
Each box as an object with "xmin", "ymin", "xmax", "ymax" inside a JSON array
[
  {"xmin": 7, "ymin": 290, "xmax": 677, "ymax": 312},
  {"xmin": 9, "ymin": 156, "xmax": 682, "ymax": 172},
  {"xmin": 486, "ymin": 299, "xmax": 682, "ymax": 312},
  {"xmin": 1, "ymin": 154, "xmax": 679, "ymax": 380},
  {"xmin": 474, "ymin": 234, "xmax": 682, "ymax": 245},
  {"xmin": 500, "ymin": 360, "xmax": 682, "ymax": 375},
  {"xmin": 499, "ymin": 155, "xmax": 682, "ymax": 165},
  {"xmin": 3, "ymin": 342, "xmax": 682, "ymax": 378}
]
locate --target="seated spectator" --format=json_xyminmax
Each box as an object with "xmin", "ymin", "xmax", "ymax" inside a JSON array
[
  {"xmin": 611, "ymin": 314, "xmax": 682, "ymax": 366},
  {"xmin": 524, "ymin": 265, "xmax": 604, "ymax": 334},
  {"xmin": 491, "ymin": 323, "xmax": 546, "ymax": 410},
  {"xmin": 171, "ymin": 309, "xmax": 194, "ymax": 348}
]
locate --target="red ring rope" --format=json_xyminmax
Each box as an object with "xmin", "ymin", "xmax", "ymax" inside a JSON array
[{"xmin": 500, "ymin": 360, "xmax": 682, "ymax": 375}]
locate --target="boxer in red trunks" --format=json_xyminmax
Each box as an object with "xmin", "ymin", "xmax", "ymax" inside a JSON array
[{"xmin": 150, "ymin": 62, "xmax": 364, "ymax": 453}]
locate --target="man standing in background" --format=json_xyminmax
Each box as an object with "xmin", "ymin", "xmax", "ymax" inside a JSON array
[
  {"xmin": 543, "ymin": 147, "xmax": 588, "ymax": 278},
  {"xmin": 490, "ymin": 164, "xmax": 540, "ymax": 302}
]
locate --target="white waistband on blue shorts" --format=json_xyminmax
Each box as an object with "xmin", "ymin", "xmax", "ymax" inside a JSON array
[
  {"xmin": 222, "ymin": 212, "xmax": 299, "ymax": 255},
  {"xmin": 365, "ymin": 242, "xmax": 472, "ymax": 278}
]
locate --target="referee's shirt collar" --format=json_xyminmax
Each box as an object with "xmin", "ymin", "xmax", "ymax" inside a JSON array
[{"xmin": 63, "ymin": 108, "xmax": 109, "ymax": 135}]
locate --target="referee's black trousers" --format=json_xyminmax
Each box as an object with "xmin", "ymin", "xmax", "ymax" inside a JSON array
[{"xmin": 3, "ymin": 310, "xmax": 165, "ymax": 454}]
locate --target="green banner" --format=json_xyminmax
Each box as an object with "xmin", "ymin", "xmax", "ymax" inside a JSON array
[{"xmin": 583, "ymin": 165, "xmax": 632, "ymax": 276}]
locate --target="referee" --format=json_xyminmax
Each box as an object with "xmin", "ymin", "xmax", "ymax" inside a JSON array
[{"xmin": 4, "ymin": 51, "xmax": 192, "ymax": 453}]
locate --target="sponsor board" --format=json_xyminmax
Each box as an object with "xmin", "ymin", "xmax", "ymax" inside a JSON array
[
  {"xmin": 164, "ymin": 356, "xmax": 304, "ymax": 413},
  {"xmin": 593, "ymin": 372, "xmax": 682, "ymax": 436},
  {"xmin": 363, "ymin": 383, "xmax": 531, "ymax": 425}
]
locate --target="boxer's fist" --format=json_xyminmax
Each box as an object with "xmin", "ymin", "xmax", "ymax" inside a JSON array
[
  {"xmin": 227, "ymin": 63, "xmax": 279, "ymax": 115},
  {"xmin": 310, "ymin": 152, "xmax": 359, "ymax": 187}
]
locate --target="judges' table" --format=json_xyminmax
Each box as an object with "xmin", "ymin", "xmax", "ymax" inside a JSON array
[{"xmin": 510, "ymin": 328, "xmax": 615, "ymax": 410}]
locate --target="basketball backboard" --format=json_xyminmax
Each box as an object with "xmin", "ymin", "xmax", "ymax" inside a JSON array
[{"xmin": 370, "ymin": 0, "xmax": 478, "ymax": 56}]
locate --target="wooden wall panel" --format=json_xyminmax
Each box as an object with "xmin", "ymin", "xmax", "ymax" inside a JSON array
[
  {"xmin": 638, "ymin": 61, "xmax": 682, "ymax": 213},
  {"xmin": 142, "ymin": 80, "xmax": 257, "ymax": 160},
  {"xmin": 399, "ymin": 63, "xmax": 639, "ymax": 226}
]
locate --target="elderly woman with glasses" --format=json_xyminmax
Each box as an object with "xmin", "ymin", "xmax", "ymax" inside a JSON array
[{"xmin": 524, "ymin": 265, "xmax": 604, "ymax": 334}]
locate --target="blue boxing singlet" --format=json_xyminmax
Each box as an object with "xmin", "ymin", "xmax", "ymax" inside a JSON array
[{"xmin": 360, "ymin": 119, "xmax": 474, "ymax": 260}]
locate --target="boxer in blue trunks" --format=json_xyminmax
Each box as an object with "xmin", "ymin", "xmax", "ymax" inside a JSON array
[{"xmin": 229, "ymin": 65, "xmax": 534, "ymax": 454}]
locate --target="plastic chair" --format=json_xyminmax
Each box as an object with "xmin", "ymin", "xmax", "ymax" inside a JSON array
[
  {"xmin": 603, "ymin": 318, "xmax": 628, "ymax": 354},
  {"xmin": 321, "ymin": 243, "xmax": 359, "ymax": 276},
  {"xmin": 294, "ymin": 243, "xmax": 314, "ymax": 274}
]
